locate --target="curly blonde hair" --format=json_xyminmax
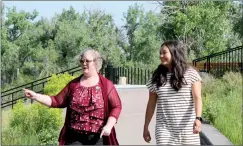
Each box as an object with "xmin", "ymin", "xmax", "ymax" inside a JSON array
[{"xmin": 78, "ymin": 48, "xmax": 103, "ymax": 72}]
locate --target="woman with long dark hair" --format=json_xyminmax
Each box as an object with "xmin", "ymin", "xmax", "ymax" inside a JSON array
[{"xmin": 143, "ymin": 40, "xmax": 202, "ymax": 145}]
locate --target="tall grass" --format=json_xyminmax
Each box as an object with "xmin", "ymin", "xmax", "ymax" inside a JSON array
[{"xmin": 202, "ymin": 72, "xmax": 242, "ymax": 145}]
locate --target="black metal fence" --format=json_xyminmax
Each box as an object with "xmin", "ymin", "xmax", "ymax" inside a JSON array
[
  {"xmin": 1, "ymin": 66, "xmax": 82, "ymax": 109},
  {"xmin": 1, "ymin": 65, "xmax": 153, "ymax": 109},
  {"xmin": 192, "ymin": 45, "xmax": 243, "ymax": 77},
  {"xmin": 105, "ymin": 65, "xmax": 153, "ymax": 85}
]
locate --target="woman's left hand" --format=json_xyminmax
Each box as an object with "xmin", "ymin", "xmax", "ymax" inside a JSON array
[
  {"xmin": 193, "ymin": 119, "xmax": 201, "ymax": 134},
  {"xmin": 100, "ymin": 125, "xmax": 112, "ymax": 138}
]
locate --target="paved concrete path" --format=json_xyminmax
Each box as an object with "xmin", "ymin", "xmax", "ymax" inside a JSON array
[
  {"xmin": 114, "ymin": 87, "xmax": 233, "ymax": 145},
  {"xmin": 115, "ymin": 88, "xmax": 156, "ymax": 145}
]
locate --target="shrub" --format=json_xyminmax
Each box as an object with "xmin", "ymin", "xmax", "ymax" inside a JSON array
[
  {"xmin": 44, "ymin": 72, "xmax": 77, "ymax": 95},
  {"xmin": 202, "ymin": 72, "xmax": 242, "ymax": 145},
  {"xmin": 2, "ymin": 100, "xmax": 63, "ymax": 145},
  {"xmin": 2, "ymin": 125, "xmax": 39, "ymax": 145},
  {"xmin": 2, "ymin": 73, "xmax": 76, "ymax": 145}
]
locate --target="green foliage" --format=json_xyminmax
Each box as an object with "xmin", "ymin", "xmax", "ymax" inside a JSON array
[
  {"xmin": 158, "ymin": 1, "xmax": 241, "ymax": 57},
  {"xmin": 122, "ymin": 3, "xmax": 162, "ymax": 66},
  {"xmin": 2, "ymin": 126, "xmax": 39, "ymax": 145},
  {"xmin": 2, "ymin": 100, "xmax": 63, "ymax": 145},
  {"xmin": 1, "ymin": 5, "xmax": 123, "ymax": 88},
  {"xmin": 2, "ymin": 1, "xmax": 242, "ymax": 93},
  {"xmin": 233, "ymin": 2, "xmax": 243, "ymax": 40},
  {"xmin": 202, "ymin": 72, "xmax": 242, "ymax": 145},
  {"xmin": 2, "ymin": 73, "xmax": 78, "ymax": 145},
  {"xmin": 44, "ymin": 72, "xmax": 77, "ymax": 95},
  {"xmin": 221, "ymin": 72, "xmax": 242, "ymax": 91}
]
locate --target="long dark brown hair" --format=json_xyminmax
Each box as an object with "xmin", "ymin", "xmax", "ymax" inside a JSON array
[{"xmin": 151, "ymin": 40, "xmax": 188, "ymax": 91}]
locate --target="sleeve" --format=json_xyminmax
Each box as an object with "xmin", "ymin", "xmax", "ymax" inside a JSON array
[
  {"xmin": 190, "ymin": 68, "xmax": 202, "ymax": 85},
  {"xmin": 49, "ymin": 82, "xmax": 70, "ymax": 108},
  {"xmin": 107, "ymin": 85, "xmax": 122, "ymax": 121},
  {"xmin": 146, "ymin": 79, "xmax": 156, "ymax": 93}
]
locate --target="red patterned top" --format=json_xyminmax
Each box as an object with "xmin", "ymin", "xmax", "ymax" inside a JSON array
[
  {"xmin": 50, "ymin": 74, "xmax": 122, "ymax": 145},
  {"xmin": 68, "ymin": 83, "xmax": 105, "ymax": 134}
]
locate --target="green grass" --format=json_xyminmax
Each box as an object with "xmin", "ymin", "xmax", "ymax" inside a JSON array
[
  {"xmin": 202, "ymin": 72, "xmax": 242, "ymax": 145},
  {"xmin": 2, "ymin": 109, "xmax": 11, "ymax": 131},
  {"xmin": 2, "ymin": 108, "xmax": 37, "ymax": 145}
]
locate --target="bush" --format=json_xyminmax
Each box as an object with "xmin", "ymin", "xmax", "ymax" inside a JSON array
[
  {"xmin": 2, "ymin": 100, "xmax": 62, "ymax": 145},
  {"xmin": 221, "ymin": 72, "xmax": 242, "ymax": 91},
  {"xmin": 2, "ymin": 73, "xmax": 76, "ymax": 145},
  {"xmin": 44, "ymin": 72, "xmax": 77, "ymax": 95},
  {"xmin": 2, "ymin": 126, "xmax": 39, "ymax": 145},
  {"xmin": 202, "ymin": 72, "xmax": 242, "ymax": 145}
]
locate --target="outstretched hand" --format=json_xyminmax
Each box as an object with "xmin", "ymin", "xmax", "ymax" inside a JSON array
[{"xmin": 23, "ymin": 88, "xmax": 37, "ymax": 100}]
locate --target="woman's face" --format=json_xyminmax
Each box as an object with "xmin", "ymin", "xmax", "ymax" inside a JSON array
[
  {"xmin": 160, "ymin": 45, "xmax": 172, "ymax": 67},
  {"xmin": 80, "ymin": 51, "xmax": 97, "ymax": 75}
]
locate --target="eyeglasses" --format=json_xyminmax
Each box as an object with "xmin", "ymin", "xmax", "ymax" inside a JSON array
[{"xmin": 80, "ymin": 59, "xmax": 94, "ymax": 64}]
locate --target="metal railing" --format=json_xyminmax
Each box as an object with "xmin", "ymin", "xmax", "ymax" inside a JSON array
[
  {"xmin": 106, "ymin": 65, "xmax": 153, "ymax": 85},
  {"xmin": 1, "ymin": 66, "xmax": 82, "ymax": 109},
  {"xmin": 1, "ymin": 65, "xmax": 153, "ymax": 109},
  {"xmin": 5, "ymin": 44, "xmax": 242, "ymax": 109},
  {"xmin": 192, "ymin": 45, "xmax": 243, "ymax": 76}
]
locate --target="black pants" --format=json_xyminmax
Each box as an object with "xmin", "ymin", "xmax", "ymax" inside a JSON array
[{"xmin": 65, "ymin": 128, "xmax": 103, "ymax": 145}]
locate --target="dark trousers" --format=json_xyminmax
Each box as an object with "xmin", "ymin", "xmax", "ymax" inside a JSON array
[{"xmin": 65, "ymin": 128, "xmax": 103, "ymax": 145}]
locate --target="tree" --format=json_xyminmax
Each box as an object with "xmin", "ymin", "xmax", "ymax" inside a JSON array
[
  {"xmin": 1, "ymin": 6, "xmax": 39, "ymax": 85},
  {"xmin": 157, "ymin": 1, "xmax": 240, "ymax": 59},
  {"xmin": 122, "ymin": 3, "xmax": 161, "ymax": 67},
  {"xmin": 233, "ymin": 1, "xmax": 243, "ymax": 42}
]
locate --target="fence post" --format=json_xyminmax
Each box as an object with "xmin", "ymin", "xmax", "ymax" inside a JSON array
[
  {"xmin": 42, "ymin": 82, "xmax": 45, "ymax": 94},
  {"xmin": 113, "ymin": 67, "xmax": 117, "ymax": 84},
  {"xmin": 12, "ymin": 93, "xmax": 14, "ymax": 109},
  {"xmin": 105, "ymin": 63, "xmax": 114, "ymax": 83},
  {"xmin": 192, "ymin": 60, "xmax": 195, "ymax": 66},
  {"xmin": 207, "ymin": 56, "xmax": 211, "ymax": 73},
  {"xmin": 241, "ymin": 46, "xmax": 243, "ymax": 73}
]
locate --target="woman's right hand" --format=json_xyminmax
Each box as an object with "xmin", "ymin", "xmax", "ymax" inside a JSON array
[
  {"xmin": 23, "ymin": 88, "xmax": 37, "ymax": 100},
  {"xmin": 143, "ymin": 126, "xmax": 151, "ymax": 143}
]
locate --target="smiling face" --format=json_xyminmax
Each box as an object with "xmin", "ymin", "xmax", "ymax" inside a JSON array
[
  {"xmin": 80, "ymin": 50, "xmax": 97, "ymax": 76},
  {"xmin": 160, "ymin": 45, "xmax": 172, "ymax": 68}
]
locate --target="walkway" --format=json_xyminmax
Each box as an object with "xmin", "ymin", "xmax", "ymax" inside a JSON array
[{"xmin": 115, "ymin": 87, "xmax": 156, "ymax": 145}]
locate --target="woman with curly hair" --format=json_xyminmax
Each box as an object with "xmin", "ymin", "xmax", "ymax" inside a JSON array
[{"xmin": 24, "ymin": 48, "xmax": 122, "ymax": 145}]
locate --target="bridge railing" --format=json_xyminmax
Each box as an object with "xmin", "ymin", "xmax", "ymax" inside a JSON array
[
  {"xmin": 1, "ymin": 66, "xmax": 82, "ymax": 109},
  {"xmin": 1, "ymin": 65, "xmax": 153, "ymax": 109},
  {"xmin": 193, "ymin": 45, "xmax": 243, "ymax": 76}
]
